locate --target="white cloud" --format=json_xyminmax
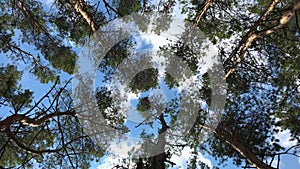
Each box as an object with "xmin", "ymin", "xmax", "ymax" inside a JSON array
[
  {"xmin": 97, "ymin": 146, "xmax": 213, "ymax": 169},
  {"xmin": 269, "ymin": 158, "xmax": 285, "ymax": 168},
  {"xmin": 170, "ymin": 147, "xmax": 212, "ymax": 169},
  {"xmin": 272, "ymin": 127, "xmax": 300, "ymax": 165},
  {"xmin": 108, "ymin": 139, "xmax": 141, "ymax": 157},
  {"xmin": 97, "ymin": 154, "xmax": 121, "ymax": 169},
  {"xmin": 97, "ymin": 140, "xmax": 141, "ymax": 169},
  {"xmin": 273, "ymin": 128, "xmax": 297, "ymax": 148},
  {"xmin": 43, "ymin": 0, "xmax": 54, "ymax": 6}
]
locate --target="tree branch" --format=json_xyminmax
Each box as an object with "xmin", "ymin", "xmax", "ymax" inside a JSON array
[
  {"xmin": 195, "ymin": 121, "xmax": 276, "ymax": 169},
  {"xmin": 224, "ymin": 0, "xmax": 280, "ymax": 65},
  {"xmin": 2, "ymin": 42, "xmax": 43, "ymax": 67},
  {"xmin": 16, "ymin": 0, "xmax": 55, "ymax": 43},
  {"xmin": 72, "ymin": 0, "xmax": 98, "ymax": 33},
  {"xmin": 6, "ymin": 128, "xmax": 88, "ymax": 156},
  {"xmin": 0, "ymin": 110, "xmax": 76, "ymax": 131},
  {"xmin": 193, "ymin": 0, "xmax": 213, "ymax": 27},
  {"xmin": 102, "ymin": 0, "xmax": 123, "ymax": 17},
  {"xmin": 272, "ymin": 143, "xmax": 300, "ymax": 157},
  {"xmin": 215, "ymin": 126, "xmax": 276, "ymax": 169},
  {"xmin": 224, "ymin": 0, "xmax": 300, "ymax": 80}
]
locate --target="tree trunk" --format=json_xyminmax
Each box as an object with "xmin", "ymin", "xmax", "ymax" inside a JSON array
[{"xmin": 215, "ymin": 126, "xmax": 276, "ymax": 169}]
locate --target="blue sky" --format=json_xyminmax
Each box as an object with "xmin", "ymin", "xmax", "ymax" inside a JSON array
[
  {"xmin": 1, "ymin": 0, "xmax": 299, "ymax": 168},
  {"xmin": 91, "ymin": 34, "xmax": 299, "ymax": 169}
]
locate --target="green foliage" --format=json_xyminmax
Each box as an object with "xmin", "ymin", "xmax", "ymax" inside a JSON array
[
  {"xmin": 1, "ymin": 0, "xmax": 300, "ymax": 168},
  {"xmin": 129, "ymin": 68, "xmax": 158, "ymax": 93},
  {"xmin": 116, "ymin": 0, "xmax": 141, "ymax": 16},
  {"xmin": 0, "ymin": 65, "xmax": 22, "ymax": 96},
  {"xmin": 51, "ymin": 0, "xmax": 106, "ymax": 45},
  {"xmin": 39, "ymin": 43, "xmax": 77, "ymax": 74},
  {"xmin": 164, "ymin": 73, "xmax": 179, "ymax": 89},
  {"xmin": 29, "ymin": 65, "xmax": 58, "ymax": 84},
  {"xmin": 137, "ymin": 97, "xmax": 151, "ymax": 112}
]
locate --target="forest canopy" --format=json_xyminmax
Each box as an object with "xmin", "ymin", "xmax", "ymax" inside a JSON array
[{"xmin": 0, "ymin": 0, "xmax": 299, "ymax": 169}]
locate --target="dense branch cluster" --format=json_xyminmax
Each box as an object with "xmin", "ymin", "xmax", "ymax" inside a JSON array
[{"xmin": 0, "ymin": 0, "xmax": 299, "ymax": 168}]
